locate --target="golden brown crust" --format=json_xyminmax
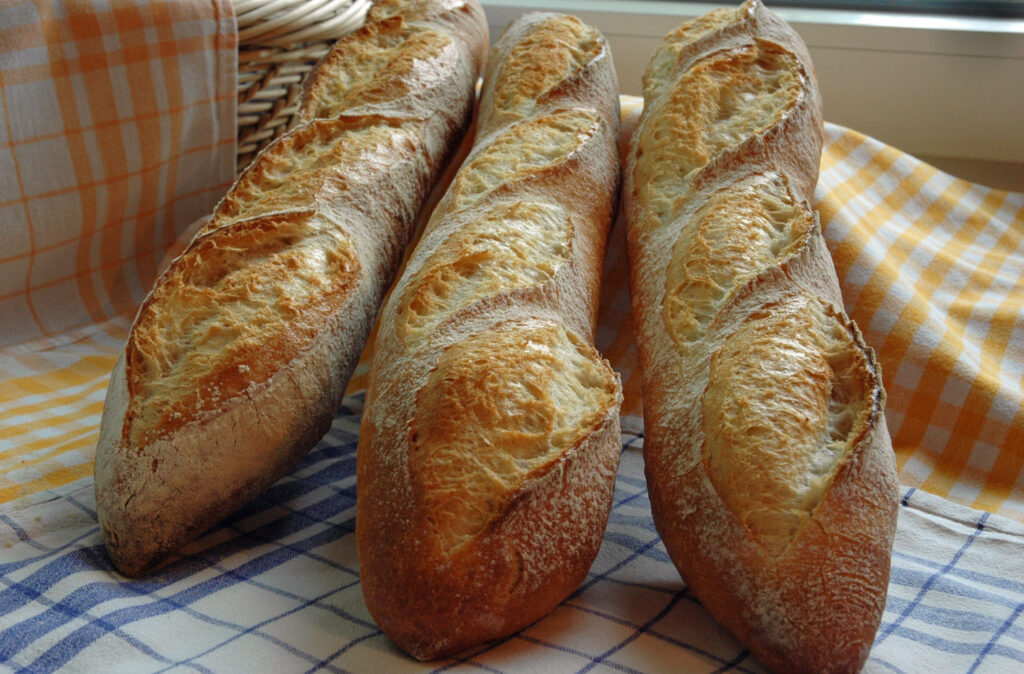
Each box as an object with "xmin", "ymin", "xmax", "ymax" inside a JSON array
[
  {"xmin": 623, "ymin": 1, "xmax": 898, "ymax": 672},
  {"xmin": 124, "ymin": 210, "xmax": 359, "ymax": 447},
  {"xmin": 356, "ymin": 12, "xmax": 622, "ymax": 661},
  {"xmin": 94, "ymin": 0, "xmax": 488, "ymax": 578},
  {"xmin": 367, "ymin": 0, "xmax": 489, "ymax": 75},
  {"xmin": 298, "ymin": 18, "xmax": 453, "ymax": 120}
]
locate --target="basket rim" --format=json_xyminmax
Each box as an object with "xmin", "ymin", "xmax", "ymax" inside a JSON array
[{"xmin": 232, "ymin": 0, "xmax": 372, "ymax": 47}]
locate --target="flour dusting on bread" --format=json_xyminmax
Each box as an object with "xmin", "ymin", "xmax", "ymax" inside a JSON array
[
  {"xmin": 623, "ymin": 1, "xmax": 898, "ymax": 672},
  {"xmin": 357, "ymin": 10, "xmax": 622, "ymax": 661}
]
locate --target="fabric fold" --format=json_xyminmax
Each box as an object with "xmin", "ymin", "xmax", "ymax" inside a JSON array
[{"xmin": 0, "ymin": 0, "xmax": 237, "ymax": 347}]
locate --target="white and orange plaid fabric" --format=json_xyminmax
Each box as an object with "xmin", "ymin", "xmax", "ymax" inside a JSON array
[
  {"xmin": 0, "ymin": 0, "xmax": 236, "ymax": 347},
  {"xmin": 817, "ymin": 129, "xmax": 1024, "ymax": 520},
  {"xmin": 1, "ymin": 14, "xmax": 1023, "ymax": 664}
]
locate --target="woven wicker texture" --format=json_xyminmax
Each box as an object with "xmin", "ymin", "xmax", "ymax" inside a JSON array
[{"xmin": 234, "ymin": 0, "xmax": 372, "ymax": 170}]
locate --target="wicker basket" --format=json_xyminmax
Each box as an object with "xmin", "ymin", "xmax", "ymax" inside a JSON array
[{"xmin": 233, "ymin": 0, "xmax": 373, "ymax": 171}]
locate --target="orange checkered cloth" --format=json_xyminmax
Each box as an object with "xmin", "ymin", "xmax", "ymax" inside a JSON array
[
  {"xmin": 1, "ymin": 79, "xmax": 1023, "ymax": 527},
  {"xmin": 0, "ymin": 0, "xmax": 236, "ymax": 347}
]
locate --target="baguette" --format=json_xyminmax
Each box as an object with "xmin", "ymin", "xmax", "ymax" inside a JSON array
[
  {"xmin": 94, "ymin": 0, "xmax": 488, "ymax": 578},
  {"xmin": 623, "ymin": 2, "xmax": 898, "ymax": 672},
  {"xmin": 356, "ymin": 12, "xmax": 622, "ymax": 660}
]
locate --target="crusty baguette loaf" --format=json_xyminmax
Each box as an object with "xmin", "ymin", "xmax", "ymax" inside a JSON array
[
  {"xmin": 622, "ymin": 1, "xmax": 899, "ymax": 672},
  {"xmin": 356, "ymin": 12, "xmax": 622, "ymax": 661},
  {"xmin": 93, "ymin": 0, "xmax": 488, "ymax": 578}
]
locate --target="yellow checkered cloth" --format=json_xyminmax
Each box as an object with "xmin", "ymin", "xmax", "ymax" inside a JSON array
[
  {"xmin": 818, "ymin": 127, "xmax": 1024, "ymax": 519},
  {"xmin": 1, "ymin": 88, "xmax": 1022, "ymax": 524}
]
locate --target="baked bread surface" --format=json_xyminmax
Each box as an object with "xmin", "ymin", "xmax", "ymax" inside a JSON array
[
  {"xmin": 356, "ymin": 12, "xmax": 623, "ymax": 660},
  {"xmin": 623, "ymin": 1, "xmax": 899, "ymax": 672},
  {"xmin": 94, "ymin": 0, "xmax": 488, "ymax": 577}
]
